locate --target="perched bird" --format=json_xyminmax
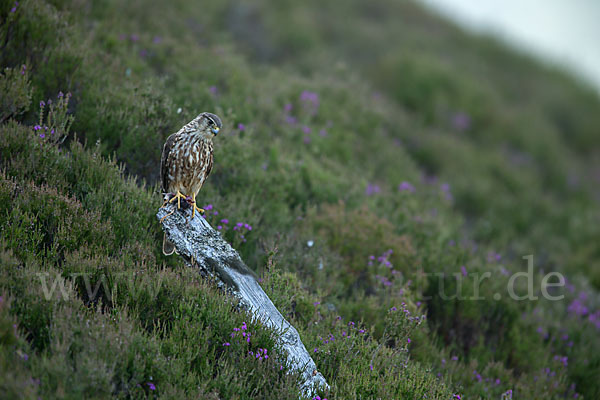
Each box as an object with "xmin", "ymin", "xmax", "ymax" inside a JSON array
[{"xmin": 160, "ymin": 112, "xmax": 222, "ymax": 255}]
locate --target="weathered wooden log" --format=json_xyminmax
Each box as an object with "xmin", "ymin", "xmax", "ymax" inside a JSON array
[{"xmin": 157, "ymin": 203, "xmax": 329, "ymax": 397}]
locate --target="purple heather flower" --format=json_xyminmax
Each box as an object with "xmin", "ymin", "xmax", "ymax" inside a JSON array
[
  {"xmin": 302, "ymin": 125, "xmax": 311, "ymax": 134},
  {"xmin": 568, "ymin": 294, "xmax": 589, "ymax": 316},
  {"xmin": 20, "ymin": 64, "xmax": 26, "ymax": 75},
  {"xmin": 319, "ymin": 129, "xmax": 327, "ymax": 137},
  {"xmin": 536, "ymin": 326, "xmax": 548, "ymax": 339},
  {"xmin": 554, "ymin": 355, "xmax": 568, "ymax": 367},
  {"xmin": 39, "ymin": 133, "xmax": 45, "ymax": 138},
  {"xmin": 147, "ymin": 382, "xmax": 156, "ymax": 391},
  {"xmin": 220, "ymin": 219, "xmax": 229, "ymax": 224},
  {"xmin": 284, "ymin": 103, "xmax": 293, "ymax": 112},
  {"xmin": 407, "ymin": 338, "xmax": 411, "ymax": 344},
  {"xmin": 285, "ymin": 115, "xmax": 297, "ymax": 125},
  {"xmin": 441, "ymin": 182, "xmax": 453, "ymax": 200},
  {"xmin": 209, "ymin": 86, "xmax": 218, "ymax": 95},
  {"xmin": 314, "ymin": 348, "xmax": 318, "ymax": 353},
  {"xmin": 487, "ymin": 251, "xmax": 502, "ymax": 263},
  {"xmin": 299, "ymin": 90, "xmax": 319, "ymax": 115},
  {"xmin": 452, "ymin": 112, "xmax": 471, "ymax": 131},
  {"xmin": 153, "ymin": 36, "xmax": 162, "ymax": 44},
  {"xmin": 303, "ymin": 136, "xmax": 311, "ymax": 144},
  {"xmin": 217, "ymin": 225, "xmax": 222, "ymax": 230},
  {"xmin": 39, "ymin": 101, "xmax": 45, "ymax": 107},
  {"xmin": 398, "ymin": 181, "xmax": 415, "ymax": 193},
  {"xmin": 589, "ymin": 310, "xmax": 600, "ymax": 330},
  {"xmin": 390, "ymin": 306, "xmax": 397, "ymax": 311},
  {"xmin": 238, "ymin": 123, "xmax": 246, "ymax": 131},
  {"xmin": 223, "ymin": 342, "xmax": 230, "ymax": 346},
  {"xmin": 461, "ymin": 265, "xmax": 467, "ymax": 277},
  {"xmin": 365, "ymin": 183, "xmax": 381, "ymax": 196},
  {"xmin": 451, "ymin": 355, "xmax": 458, "ymax": 361},
  {"xmin": 130, "ymin": 34, "xmax": 139, "ymax": 42}
]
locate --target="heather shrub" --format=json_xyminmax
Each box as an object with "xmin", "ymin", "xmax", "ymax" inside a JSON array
[{"xmin": 0, "ymin": 65, "xmax": 31, "ymax": 123}]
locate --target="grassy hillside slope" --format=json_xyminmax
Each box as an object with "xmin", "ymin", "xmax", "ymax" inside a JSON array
[{"xmin": 1, "ymin": 0, "xmax": 599, "ymax": 398}]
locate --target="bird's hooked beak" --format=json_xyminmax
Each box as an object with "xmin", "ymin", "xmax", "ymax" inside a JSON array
[{"xmin": 211, "ymin": 126, "xmax": 220, "ymax": 135}]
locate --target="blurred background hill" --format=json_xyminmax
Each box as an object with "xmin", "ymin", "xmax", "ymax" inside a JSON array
[
  {"xmin": 419, "ymin": 0, "xmax": 600, "ymax": 93},
  {"xmin": 1, "ymin": 0, "xmax": 599, "ymax": 398}
]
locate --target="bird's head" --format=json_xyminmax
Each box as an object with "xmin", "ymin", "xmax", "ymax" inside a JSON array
[{"xmin": 189, "ymin": 112, "xmax": 222, "ymax": 139}]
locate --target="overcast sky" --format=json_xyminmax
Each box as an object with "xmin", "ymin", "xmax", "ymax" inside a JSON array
[{"xmin": 417, "ymin": 0, "xmax": 600, "ymax": 93}]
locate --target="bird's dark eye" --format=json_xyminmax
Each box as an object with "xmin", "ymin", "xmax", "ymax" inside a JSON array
[{"xmin": 206, "ymin": 117, "xmax": 215, "ymax": 126}]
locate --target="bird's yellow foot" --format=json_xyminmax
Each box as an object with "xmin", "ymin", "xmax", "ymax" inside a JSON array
[
  {"xmin": 185, "ymin": 195, "xmax": 205, "ymax": 219},
  {"xmin": 159, "ymin": 210, "xmax": 175, "ymax": 223},
  {"xmin": 167, "ymin": 191, "xmax": 187, "ymax": 209},
  {"xmin": 193, "ymin": 205, "xmax": 205, "ymax": 218}
]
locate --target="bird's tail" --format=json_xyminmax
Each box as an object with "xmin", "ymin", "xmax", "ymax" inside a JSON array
[{"xmin": 162, "ymin": 233, "xmax": 178, "ymax": 256}]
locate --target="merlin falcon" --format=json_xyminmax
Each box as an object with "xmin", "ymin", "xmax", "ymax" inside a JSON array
[{"xmin": 160, "ymin": 112, "xmax": 222, "ymax": 255}]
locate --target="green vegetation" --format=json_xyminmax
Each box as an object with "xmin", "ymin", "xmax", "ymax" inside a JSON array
[{"xmin": 2, "ymin": 0, "xmax": 600, "ymax": 398}]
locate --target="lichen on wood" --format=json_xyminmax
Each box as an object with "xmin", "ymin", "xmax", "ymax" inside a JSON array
[{"xmin": 157, "ymin": 203, "xmax": 329, "ymax": 397}]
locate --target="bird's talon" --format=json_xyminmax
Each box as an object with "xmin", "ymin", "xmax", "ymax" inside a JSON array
[
  {"xmin": 159, "ymin": 209, "xmax": 175, "ymax": 223},
  {"xmin": 168, "ymin": 191, "xmax": 186, "ymax": 209}
]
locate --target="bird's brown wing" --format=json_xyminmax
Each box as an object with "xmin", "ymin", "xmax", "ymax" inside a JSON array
[
  {"xmin": 205, "ymin": 149, "xmax": 213, "ymax": 180},
  {"xmin": 160, "ymin": 133, "xmax": 177, "ymax": 193}
]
